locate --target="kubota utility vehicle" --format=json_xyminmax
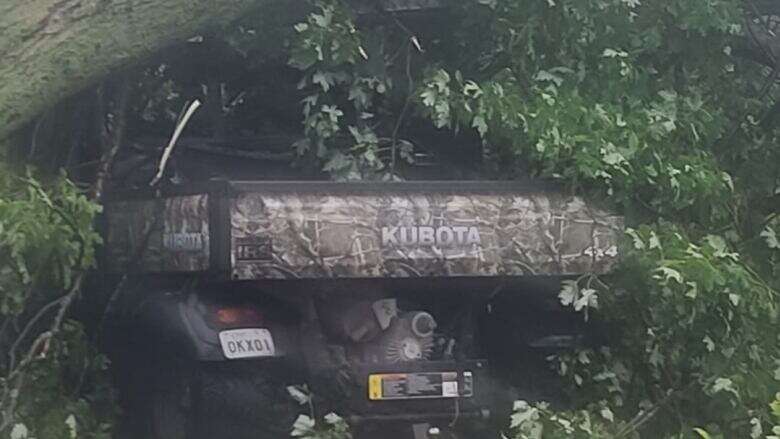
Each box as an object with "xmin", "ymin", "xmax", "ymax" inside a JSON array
[{"xmin": 102, "ymin": 180, "xmax": 622, "ymax": 439}]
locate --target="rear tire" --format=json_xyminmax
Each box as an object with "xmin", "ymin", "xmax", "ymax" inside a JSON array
[
  {"xmin": 197, "ymin": 361, "xmax": 299, "ymax": 439},
  {"xmin": 149, "ymin": 365, "xmax": 191, "ymax": 439},
  {"xmin": 116, "ymin": 358, "xmax": 193, "ymax": 439},
  {"xmin": 118, "ymin": 359, "xmax": 298, "ymax": 439}
]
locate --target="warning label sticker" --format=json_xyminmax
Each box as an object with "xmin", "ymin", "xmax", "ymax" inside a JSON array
[{"xmin": 368, "ymin": 371, "xmax": 471, "ymax": 401}]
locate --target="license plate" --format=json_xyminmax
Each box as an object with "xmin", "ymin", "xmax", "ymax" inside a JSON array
[
  {"xmin": 219, "ymin": 328, "xmax": 276, "ymax": 359},
  {"xmin": 368, "ymin": 371, "xmax": 473, "ymax": 401}
]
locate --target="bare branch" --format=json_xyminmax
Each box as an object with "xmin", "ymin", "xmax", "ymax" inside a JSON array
[
  {"xmin": 90, "ymin": 79, "xmax": 130, "ymax": 201},
  {"xmin": 7, "ymin": 295, "xmax": 65, "ymax": 371},
  {"xmin": 0, "ymin": 274, "xmax": 83, "ymax": 433},
  {"xmin": 149, "ymin": 100, "xmax": 202, "ymax": 186}
]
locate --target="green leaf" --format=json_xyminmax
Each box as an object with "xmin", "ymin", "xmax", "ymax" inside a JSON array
[
  {"xmin": 712, "ymin": 377, "xmax": 739, "ymax": 398},
  {"xmin": 10, "ymin": 424, "xmax": 28, "ymax": 439},
  {"xmin": 291, "ymin": 414, "xmax": 316, "ymax": 437},
  {"xmin": 603, "ymin": 48, "xmax": 628, "ymax": 58},
  {"xmin": 574, "ymin": 288, "xmax": 598, "ymax": 311},
  {"xmin": 420, "ymin": 89, "xmax": 437, "ymax": 107},
  {"xmin": 761, "ymin": 227, "xmax": 779, "ymax": 249},
  {"xmin": 600, "ymin": 407, "xmax": 614, "ymax": 423},
  {"xmin": 703, "ymin": 335, "xmax": 715, "ymax": 352},
  {"xmin": 65, "ymin": 414, "xmax": 77, "ymax": 439},
  {"xmin": 534, "ymin": 70, "xmax": 564, "ymax": 87},
  {"xmin": 312, "ymin": 71, "xmax": 334, "ymax": 92},
  {"xmin": 559, "ymin": 280, "xmax": 578, "ymax": 306},
  {"xmin": 287, "ymin": 386, "xmax": 311, "ymax": 405},
  {"xmin": 750, "ymin": 417, "xmax": 763, "ymax": 439},
  {"xmin": 656, "ymin": 266, "xmax": 683, "ymax": 284},
  {"xmin": 626, "ymin": 228, "xmax": 645, "ymax": 249},
  {"xmin": 472, "ymin": 114, "xmax": 488, "ymax": 137}
]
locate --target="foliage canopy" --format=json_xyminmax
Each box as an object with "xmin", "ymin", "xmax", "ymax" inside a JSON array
[
  {"xmin": 1, "ymin": 0, "xmax": 779, "ymax": 438},
  {"xmin": 286, "ymin": 0, "xmax": 779, "ymax": 437}
]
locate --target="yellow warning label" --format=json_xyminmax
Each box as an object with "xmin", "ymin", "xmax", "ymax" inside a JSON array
[
  {"xmin": 369, "ymin": 371, "xmax": 470, "ymax": 401},
  {"xmin": 368, "ymin": 375, "xmax": 383, "ymax": 400}
]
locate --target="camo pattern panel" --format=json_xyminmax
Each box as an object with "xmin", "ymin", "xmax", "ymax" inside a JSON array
[
  {"xmin": 230, "ymin": 191, "xmax": 622, "ymax": 279},
  {"xmin": 106, "ymin": 194, "xmax": 210, "ymax": 272}
]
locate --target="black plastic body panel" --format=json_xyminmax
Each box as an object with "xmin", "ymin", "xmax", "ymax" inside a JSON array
[{"xmin": 109, "ymin": 285, "xmax": 298, "ymax": 363}]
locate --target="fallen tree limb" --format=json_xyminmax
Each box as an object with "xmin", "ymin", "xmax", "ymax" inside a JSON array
[
  {"xmin": 0, "ymin": 0, "xmax": 278, "ymax": 142},
  {"xmin": 0, "ymin": 81, "xmax": 135, "ymax": 432}
]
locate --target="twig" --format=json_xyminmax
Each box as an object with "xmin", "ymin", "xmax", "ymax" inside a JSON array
[
  {"xmin": 66, "ymin": 159, "xmax": 101, "ymax": 171},
  {"xmin": 614, "ymin": 388, "xmax": 675, "ymax": 438},
  {"xmin": 71, "ymin": 356, "xmax": 90, "ymax": 398},
  {"xmin": 745, "ymin": 0, "xmax": 777, "ymax": 67},
  {"xmin": 0, "ymin": 319, "xmax": 10, "ymax": 343},
  {"xmin": 388, "ymin": 11, "xmax": 424, "ymax": 53},
  {"xmin": 7, "ymin": 295, "xmax": 66, "ymax": 371},
  {"xmin": 91, "ymin": 80, "xmax": 130, "ymax": 201},
  {"xmin": 0, "ymin": 274, "xmax": 83, "ymax": 433},
  {"xmin": 613, "ymin": 372, "xmax": 728, "ymax": 438},
  {"xmin": 27, "ymin": 111, "xmax": 49, "ymax": 162},
  {"xmin": 391, "ymin": 42, "xmax": 415, "ymax": 174},
  {"xmin": 760, "ymin": 211, "xmax": 779, "ymax": 230},
  {"xmin": 149, "ymin": 100, "xmax": 202, "ymax": 186},
  {"xmin": 0, "ymin": 329, "xmax": 52, "ymax": 432}
]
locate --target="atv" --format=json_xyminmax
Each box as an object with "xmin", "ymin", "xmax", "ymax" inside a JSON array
[{"xmin": 102, "ymin": 179, "xmax": 622, "ymax": 439}]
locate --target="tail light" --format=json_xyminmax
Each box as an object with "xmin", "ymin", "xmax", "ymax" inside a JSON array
[{"xmin": 208, "ymin": 305, "xmax": 264, "ymax": 328}]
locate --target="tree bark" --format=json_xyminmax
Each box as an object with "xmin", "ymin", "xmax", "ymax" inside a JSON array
[{"xmin": 0, "ymin": 0, "xmax": 274, "ymax": 141}]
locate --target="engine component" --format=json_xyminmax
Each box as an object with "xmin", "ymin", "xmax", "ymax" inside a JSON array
[
  {"xmin": 364, "ymin": 311, "xmax": 437, "ymax": 363},
  {"xmin": 318, "ymin": 298, "xmax": 394, "ymax": 343}
]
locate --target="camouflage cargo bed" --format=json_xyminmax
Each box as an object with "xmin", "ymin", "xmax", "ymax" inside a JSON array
[{"xmin": 104, "ymin": 181, "xmax": 623, "ymax": 280}]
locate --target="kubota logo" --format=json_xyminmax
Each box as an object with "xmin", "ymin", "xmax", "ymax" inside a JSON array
[{"xmin": 381, "ymin": 226, "xmax": 481, "ymax": 247}]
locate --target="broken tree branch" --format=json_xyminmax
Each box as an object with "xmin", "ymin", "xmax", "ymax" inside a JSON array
[
  {"xmin": 150, "ymin": 99, "xmax": 202, "ymax": 186},
  {"xmin": 0, "ymin": 83, "xmax": 136, "ymax": 432}
]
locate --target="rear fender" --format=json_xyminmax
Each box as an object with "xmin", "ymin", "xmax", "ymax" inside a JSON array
[{"xmin": 133, "ymin": 290, "xmax": 299, "ymax": 362}]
